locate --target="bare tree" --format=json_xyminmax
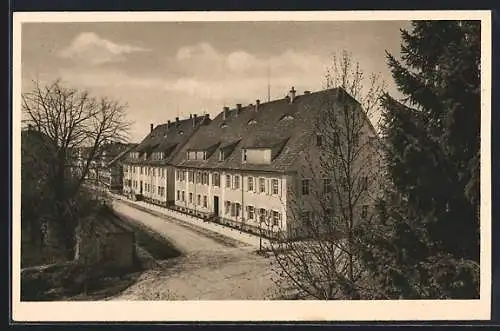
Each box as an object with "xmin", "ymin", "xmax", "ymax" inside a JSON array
[
  {"xmin": 268, "ymin": 51, "xmax": 387, "ymax": 300},
  {"xmin": 21, "ymin": 79, "xmax": 131, "ymax": 260}
]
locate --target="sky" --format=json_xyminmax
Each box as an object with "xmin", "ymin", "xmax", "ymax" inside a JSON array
[{"xmin": 21, "ymin": 20, "xmax": 411, "ymax": 143}]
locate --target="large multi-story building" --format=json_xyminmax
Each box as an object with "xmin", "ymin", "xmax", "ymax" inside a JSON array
[
  {"xmin": 123, "ymin": 87, "xmax": 383, "ymax": 239},
  {"xmin": 122, "ymin": 115, "xmax": 210, "ymax": 205},
  {"xmin": 170, "ymin": 87, "xmax": 383, "ymax": 238}
]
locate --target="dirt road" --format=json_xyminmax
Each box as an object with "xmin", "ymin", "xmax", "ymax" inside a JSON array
[{"xmin": 108, "ymin": 200, "xmax": 280, "ymax": 300}]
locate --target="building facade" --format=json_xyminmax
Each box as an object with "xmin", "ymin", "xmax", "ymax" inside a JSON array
[{"xmin": 122, "ymin": 115, "xmax": 210, "ymax": 205}]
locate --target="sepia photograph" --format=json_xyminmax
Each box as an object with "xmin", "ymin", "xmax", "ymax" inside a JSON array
[{"xmin": 12, "ymin": 10, "xmax": 491, "ymax": 321}]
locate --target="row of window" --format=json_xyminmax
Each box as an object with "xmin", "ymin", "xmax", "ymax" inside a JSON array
[
  {"xmin": 223, "ymin": 201, "xmax": 281, "ymax": 226},
  {"xmin": 126, "ymin": 180, "xmax": 166, "ymax": 197},
  {"xmin": 300, "ymin": 177, "xmax": 369, "ymax": 195},
  {"xmin": 176, "ymin": 170, "xmax": 281, "ymax": 196},
  {"xmin": 177, "ymin": 190, "xmax": 208, "ymax": 208},
  {"xmin": 300, "ymin": 205, "xmax": 369, "ymax": 223},
  {"xmin": 128, "ymin": 166, "xmax": 166, "ymax": 178}
]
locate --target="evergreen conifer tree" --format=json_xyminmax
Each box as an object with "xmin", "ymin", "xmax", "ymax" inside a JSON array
[{"xmin": 358, "ymin": 20, "xmax": 481, "ymax": 299}]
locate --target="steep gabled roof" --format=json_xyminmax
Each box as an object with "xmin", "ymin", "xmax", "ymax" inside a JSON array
[
  {"xmin": 127, "ymin": 115, "xmax": 210, "ymax": 165},
  {"xmin": 106, "ymin": 143, "xmax": 138, "ymax": 167},
  {"xmin": 172, "ymin": 87, "xmax": 345, "ymax": 172}
]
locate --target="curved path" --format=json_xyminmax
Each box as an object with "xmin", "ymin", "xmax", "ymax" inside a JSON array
[{"xmin": 108, "ymin": 200, "xmax": 279, "ymax": 300}]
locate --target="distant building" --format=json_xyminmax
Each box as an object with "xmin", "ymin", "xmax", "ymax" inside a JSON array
[
  {"xmin": 75, "ymin": 142, "xmax": 136, "ymax": 189},
  {"xmin": 101, "ymin": 143, "xmax": 137, "ymax": 193}
]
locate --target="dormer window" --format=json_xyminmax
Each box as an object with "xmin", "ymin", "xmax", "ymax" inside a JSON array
[
  {"xmin": 219, "ymin": 150, "xmax": 225, "ymax": 161},
  {"xmin": 242, "ymin": 149, "xmax": 247, "ymax": 162},
  {"xmin": 179, "ymin": 131, "xmax": 184, "ymax": 135},
  {"xmin": 248, "ymin": 119, "xmax": 257, "ymax": 125},
  {"xmin": 220, "ymin": 122, "xmax": 228, "ymax": 128}
]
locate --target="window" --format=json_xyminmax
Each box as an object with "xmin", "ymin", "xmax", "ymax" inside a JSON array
[
  {"xmin": 230, "ymin": 203, "xmax": 241, "ymax": 217},
  {"xmin": 225, "ymin": 201, "xmax": 231, "ymax": 214},
  {"xmin": 219, "ymin": 150, "xmax": 225, "ymax": 161},
  {"xmin": 302, "ymin": 179, "xmax": 310, "ymax": 195},
  {"xmin": 242, "ymin": 149, "xmax": 247, "ymax": 162},
  {"xmin": 362, "ymin": 205, "xmax": 368, "ymax": 219},
  {"xmin": 177, "ymin": 190, "xmax": 180, "ymax": 200},
  {"xmin": 181, "ymin": 191, "xmax": 185, "ymax": 202},
  {"xmin": 247, "ymin": 206, "xmax": 255, "ymax": 220},
  {"xmin": 188, "ymin": 171, "xmax": 194, "ymax": 182},
  {"xmin": 196, "ymin": 172, "xmax": 201, "ymax": 184},
  {"xmin": 259, "ymin": 178, "xmax": 266, "ymax": 193},
  {"xmin": 272, "ymin": 211, "xmax": 281, "ymax": 226},
  {"xmin": 271, "ymin": 179, "xmax": 279, "ymax": 195},
  {"xmin": 197, "ymin": 194, "xmax": 201, "ymax": 205},
  {"xmin": 202, "ymin": 172, "xmax": 209, "ymax": 185},
  {"xmin": 233, "ymin": 175, "xmax": 240, "ymax": 189},
  {"xmin": 248, "ymin": 177, "xmax": 254, "ymax": 191},
  {"xmin": 212, "ymin": 173, "xmax": 220, "ymax": 187},
  {"xmin": 323, "ymin": 179, "xmax": 332, "ymax": 193},
  {"xmin": 316, "ymin": 134, "xmax": 323, "ymax": 147},
  {"xmin": 226, "ymin": 174, "xmax": 231, "ymax": 188},
  {"xmin": 203, "ymin": 196, "xmax": 208, "ymax": 208},
  {"xmin": 189, "ymin": 193, "xmax": 193, "ymax": 203},
  {"xmin": 140, "ymin": 167, "xmax": 143, "ymax": 175},
  {"xmin": 158, "ymin": 186, "xmax": 162, "ymax": 196}
]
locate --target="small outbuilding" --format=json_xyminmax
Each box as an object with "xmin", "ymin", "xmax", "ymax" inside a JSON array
[{"xmin": 75, "ymin": 208, "xmax": 136, "ymax": 270}]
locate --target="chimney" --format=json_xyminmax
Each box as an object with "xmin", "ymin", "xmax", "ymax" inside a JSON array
[
  {"xmin": 255, "ymin": 99, "xmax": 260, "ymax": 111},
  {"xmin": 288, "ymin": 86, "xmax": 296, "ymax": 103},
  {"xmin": 150, "ymin": 123, "xmax": 154, "ymax": 132},
  {"xmin": 193, "ymin": 114, "xmax": 197, "ymax": 127},
  {"xmin": 236, "ymin": 103, "xmax": 242, "ymax": 115},
  {"xmin": 189, "ymin": 114, "xmax": 193, "ymax": 119},
  {"xmin": 223, "ymin": 106, "xmax": 229, "ymax": 120},
  {"xmin": 176, "ymin": 117, "xmax": 179, "ymax": 126},
  {"xmin": 167, "ymin": 120, "xmax": 171, "ymax": 129}
]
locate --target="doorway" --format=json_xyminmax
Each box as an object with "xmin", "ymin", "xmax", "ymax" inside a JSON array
[{"xmin": 213, "ymin": 196, "xmax": 219, "ymax": 216}]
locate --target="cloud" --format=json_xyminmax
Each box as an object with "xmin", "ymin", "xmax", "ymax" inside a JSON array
[
  {"xmin": 58, "ymin": 32, "xmax": 150, "ymax": 65},
  {"xmin": 174, "ymin": 42, "xmax": 326, "ymax": 79}
]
